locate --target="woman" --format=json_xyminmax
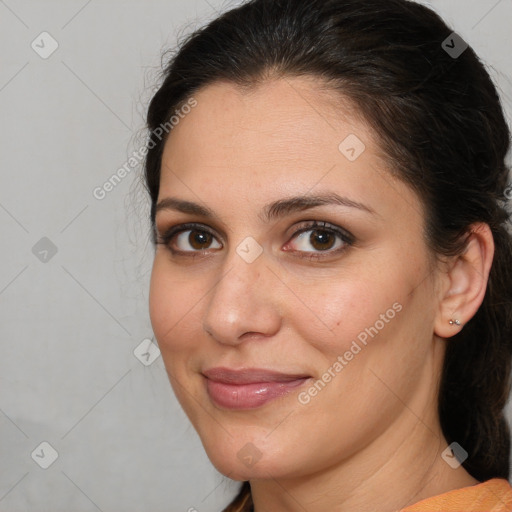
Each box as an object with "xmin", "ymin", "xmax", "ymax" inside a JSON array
[{"xmin": 143, "ymin": 0, "xmax": 512, "ymax": 510}]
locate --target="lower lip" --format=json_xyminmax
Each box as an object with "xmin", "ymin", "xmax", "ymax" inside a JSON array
[{"xmin": 205, "ymin": 377, "xmax": 310, "ymax": 410}]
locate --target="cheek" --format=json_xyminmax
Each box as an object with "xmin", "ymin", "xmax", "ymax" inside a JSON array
[
  {"xmin": 301, "ymin": 267, "xmax": 432, "ymax": 414},
  {"xmin": 149, "ymin": 256, "xmax": 202, "ymax": 354},
  {"xmin": 289, "ymin": 270, "xmax": 401, "ymax": 356}
]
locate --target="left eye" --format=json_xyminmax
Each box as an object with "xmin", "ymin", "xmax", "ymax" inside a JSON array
[{"xmin": 286, "ymin": 225, "xmax": 349, "ymax": 254}]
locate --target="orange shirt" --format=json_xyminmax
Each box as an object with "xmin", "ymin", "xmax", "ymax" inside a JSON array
[{"xmin": 400, "ymin": 478, "xmax": 512, "ymax": 511}]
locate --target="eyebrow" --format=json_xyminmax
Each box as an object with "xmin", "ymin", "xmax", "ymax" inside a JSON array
[{"xmin": 154, "ymin": 192, "xmax": 376, "ymax": 223}]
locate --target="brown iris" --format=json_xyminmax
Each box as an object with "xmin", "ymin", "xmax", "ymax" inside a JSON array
[
  {"xmin": 189, "ymin": 230, "xmax": 213, "ymax": 250},
  {"xmin": 309, "ymin": 229, "xmax": 336, "ymax": 251}
]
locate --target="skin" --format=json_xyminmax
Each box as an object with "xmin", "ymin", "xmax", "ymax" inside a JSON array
[{"xmin": 149, "ymin": 77, "xmax": 493, "ymax": 511}]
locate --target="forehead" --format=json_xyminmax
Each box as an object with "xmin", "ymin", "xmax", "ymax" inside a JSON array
[
  {"xmin": 161, "ymin": 77, "xmax": 381, "ymax": 178},
  {"xmin": 157, "ymin": 77, "xmax": 420, "ymax": 232}
]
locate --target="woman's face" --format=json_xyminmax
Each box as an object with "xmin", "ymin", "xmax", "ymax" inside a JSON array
[{"xmin": 149, "ymin": 77, "xmax": 443, "ymax": 480}]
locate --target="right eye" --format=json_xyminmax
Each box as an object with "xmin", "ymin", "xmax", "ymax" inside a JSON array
[{"xmin": 157, "ymin": 223, "xmax": 223, "ymax": 255}]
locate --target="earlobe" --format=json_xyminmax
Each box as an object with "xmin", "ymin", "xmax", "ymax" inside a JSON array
[{"xmin": 434, "ymin": 223, "xmax": 494, "ymax": 339}]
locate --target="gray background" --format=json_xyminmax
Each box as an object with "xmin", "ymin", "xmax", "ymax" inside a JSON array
[{"xmin": 0, "ymin": 1, "xmax": 511, "ymax": 511}]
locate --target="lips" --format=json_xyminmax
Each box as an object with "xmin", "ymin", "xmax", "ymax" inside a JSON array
[{"xmin": 202, "ymin": 367, "xmax": 311, "ymax": 410}]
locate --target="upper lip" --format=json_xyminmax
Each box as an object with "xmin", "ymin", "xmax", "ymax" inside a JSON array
[{"xmin": 202, "ymin": 367, "xmax": 311, "ymax": 384}]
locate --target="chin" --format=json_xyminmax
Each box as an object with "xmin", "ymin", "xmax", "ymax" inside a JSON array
[
  {"xmin": 200, "ymin": 433, "xmax": 303, "ymax": 482},
  {"xmin": 207, "ymin": 455, "xmax": 284, "ymax": 482}
]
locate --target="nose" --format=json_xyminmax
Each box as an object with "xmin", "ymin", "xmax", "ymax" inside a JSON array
[{"xmin": 202, "ymin": 247, "xmax": 282, "ymax": 346}]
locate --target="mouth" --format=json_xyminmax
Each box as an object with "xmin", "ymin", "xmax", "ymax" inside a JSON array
[{"xmin": 202, "ymin": 367, "xmax": 312, "ymax": 410}]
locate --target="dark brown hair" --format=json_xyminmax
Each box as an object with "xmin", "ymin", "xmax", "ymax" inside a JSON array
[{"xmin": 143, "ymin": 0, "xmax": 512, "ymax": 509}]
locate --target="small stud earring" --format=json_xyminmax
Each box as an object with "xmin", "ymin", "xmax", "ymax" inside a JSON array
[{"xmin": 449, "ymin": 319, "xmax": 461, "ymax": 326}]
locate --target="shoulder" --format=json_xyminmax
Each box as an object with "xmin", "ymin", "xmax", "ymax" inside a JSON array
[{"xmin": 400, "ymin": 478, "xmax": 512, "ymax": 512}]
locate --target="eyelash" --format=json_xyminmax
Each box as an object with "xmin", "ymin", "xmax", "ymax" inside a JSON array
[{"xmin": 155, "ymin": 221, "xmax": 355, "ymax": 260}]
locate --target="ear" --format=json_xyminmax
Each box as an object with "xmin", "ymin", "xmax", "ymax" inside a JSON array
[{"xmin": 434, "ymin": 223, "xmax": 494, "ymax": 338}]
